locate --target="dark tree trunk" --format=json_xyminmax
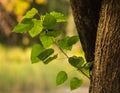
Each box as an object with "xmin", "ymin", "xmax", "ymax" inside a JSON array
[
  {"xmin": 70, "ymin": 0, "xmax": 120, "ymax": 93},
  {"xmin": 89, "ymin": 0, "xmax": 120, "ymax": 93},
  {"xmin": 70, "ymin": 0, "xmax": 101, "ymax": 62}
]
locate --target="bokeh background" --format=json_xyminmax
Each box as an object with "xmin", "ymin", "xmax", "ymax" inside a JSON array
[{"xmin": 0, "ymin": 0, "xmax": 89, "ymax": 93}]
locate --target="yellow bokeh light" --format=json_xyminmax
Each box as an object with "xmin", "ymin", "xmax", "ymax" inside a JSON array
[
  {"xmin": 35, "ymin": 0, "xmax": 47, "ymax": 4},
  {"xmin": 14, "ymin": 1, "xmax": 30, "ymax": 16},
  {"xmin": 0, "ymin": 0, "xmax": 30, "ymax": 16}
]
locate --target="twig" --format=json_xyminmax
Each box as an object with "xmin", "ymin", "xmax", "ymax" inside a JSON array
[
  {"xmin": 78, "ymin": 68, "xmax": 90, "ymax": 80},
  {"xmin": 54, "ymin": 42, "xmax": 90, "ymax": 80},
  {"xmin": 54, "ymin": 42, "xmax": 69, "ymax": 59}
]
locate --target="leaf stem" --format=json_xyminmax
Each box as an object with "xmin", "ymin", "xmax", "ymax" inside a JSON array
[
  {"xmin": 55, "ymin": 42, "xmax": 90, "ymax": 80},
  {"xmin": 54, "ymin": 42, "xmax": 69, "ymax": 59},
  {"xmin": 78, "ymin": 68, "xmax": 90, "ymax": 80}
]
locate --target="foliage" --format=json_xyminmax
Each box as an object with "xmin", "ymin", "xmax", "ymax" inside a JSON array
[
  {"xmin": 13, "ymin": 8, "xmax": 93, "ymax": 90},
  {"xmin": 70, "ymin": 77, "xmax": 83, "ymax": 90},
  {"xmin": 58, "ymin": 36, "xmax": 79, "ymax": 50},
  {"xmin": 56, "ymin": 71, "xmax": 68, "ymax": 86},
  {"xmin": 68, "ymin": 56, "xmax": 84, "ymax": 68}
]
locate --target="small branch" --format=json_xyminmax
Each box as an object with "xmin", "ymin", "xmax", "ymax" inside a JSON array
[
  {"xmin": 54, "ymin": 42, "xmax": 69, "ymax": 59},
  {"xmin": 55, "ymin": 42, "xmax": 90, "ymax": 80},
  {"xmin": 78, "ymin": 68, "xmax": 90, "ymax": 80}
]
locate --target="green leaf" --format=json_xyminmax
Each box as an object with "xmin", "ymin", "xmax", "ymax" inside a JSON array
[
  {"xmin": 70, "ymin": 77, "xmax": 83, "ymax": 90},
  {"xmin": 58, "ymin": 36, "xmax": 72, "ymax": 50},
  {"xmin": 56, "ymin": 71, "xmax": 68, "ymax": 86},
  {"xmin": 38, "ymin": 48, "xmax": 54, "ymax": 61},
  {"xmin": 23, "ymin": 8, "xmax": 38, "ymax": 18},
  {"xmin": 58, "ymin": 36, "xmax": 79, "ymax": 50},
  {"xmin": 40, "ymin": 32, "xmax": 55, "ymax": 48},
  {"xmin": 31, "ymin": 44, "xmax": 45, "ymax": 63},
  {"xmin": 50, "ymin": 11, "xmax": 67, "ymax": 22},
  {"xmin": 40, "ymin": 15, "xmax": 45, "ymax": 23},
  {"xmin": 12, "ymin": 18, "xmax": 33, "ymax": 33},
  {"xmin": 21, "ymin": 18, "xmax": 33, "ymax": 24},
  {"xmin": 44, "ymin": 54, "xmax": 58, "ymax": 64},
  {"xmin": 68, "ymin": 36, "xmax": 79, "ymax": 46},
  {"xmin": 43, "ymin": 14, "xmax": 56, "ymax": 28},
  {"xmin": 68, "ymin": 56, "xmax": 85, "ymax": 68},
  {"xmin": 84, "ymin": 62, "xmax": 93, "ymax": 70},
  {"xmin": 46, "ymin": 30, "xmax": 61, "ymax": 37},
  {"xmin": 29, "ymin": 19, "xmax": 43, "ymax": 37}
]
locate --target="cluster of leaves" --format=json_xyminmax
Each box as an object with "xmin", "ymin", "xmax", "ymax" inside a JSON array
[{"xmin": 13, "ymin": 8, "xmax": 93, "ymax": 90}]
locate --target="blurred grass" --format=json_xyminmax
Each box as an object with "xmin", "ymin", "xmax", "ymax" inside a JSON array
[{"xmin": 0, "ymin": 44, "xmax": 89, "ymax": 93}]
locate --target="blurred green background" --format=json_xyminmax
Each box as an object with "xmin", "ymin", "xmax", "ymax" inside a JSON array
[{"xmin": 0, "ymin": 0, "xmax": 89, "ymax": 93}]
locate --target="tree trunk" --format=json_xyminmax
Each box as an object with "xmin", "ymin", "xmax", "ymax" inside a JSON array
[
  {"xmin": 89, "ymin": 0, "xmax": 120, "ymax": 93},
  {"xmin": 70, "ymin": 0, "xmax": 120, "ymax": 93},
  {"xmin": 70, "ymin": 0, "xmax": 101, "ymax": 62}
]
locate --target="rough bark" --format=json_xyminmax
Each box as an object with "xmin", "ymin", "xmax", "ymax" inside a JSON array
[
  {"xmin": 89, "ymin": 0, "xmax": 120, "ymax": 93},
  {"xmin": 70, "ymin": 0, "xmax": 101, "ymax": 62}
]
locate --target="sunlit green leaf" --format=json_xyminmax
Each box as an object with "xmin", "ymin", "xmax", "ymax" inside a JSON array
[
  {"xmin": 70, "ymin": 77, "xmax": 83, "ymax": 90},
  {"xmin": 29, "ymin": 19, "xmax": 43, "ymax": 37},
  {"xmin": 31, "ymin": 44, "xmax": 44, "ymax": 63},
  {"xmin": 23, "ymin": 8, "xmax": 38, "ymax": 18},
  {"xmin": 50, "ymin": 11, "xmax": 67, "ymax": 22},
  {"xmin": 39, "ymin": 32, "xmax": 55, "ymax": 48},
  {"xmin": 38, "ymin": 48, "xmax": 54, "ymax": 61},
  {"xmin": 68, "ymin": 56, "xmax": 85, "ymax": 68},
  {"xmin": 44, "ymin": 54, "xmax": 58, "ymax": 64},
  {"xmin": 43, "ymin": 14, "xmax": 56, "ymax": 28},
  {"xmin": 40, "ymin": 15, "xmax": 45, "ymax": 23},
  {"xmin": 12, "ymin": 23, "xmax": 33, "ymax": 33},
  {"xmin": 56, "ymin": 71, "xmax": 68, "ymax": 85},
  {"xmin": 12, "ymin": 18, "xmax": 33, "ymax": 33}
]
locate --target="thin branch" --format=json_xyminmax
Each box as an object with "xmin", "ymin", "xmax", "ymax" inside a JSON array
[
  {"xmin": 78, "ymin": 68, "xmax": 90, "ymax": 80},
  {"xmin": 55, "ymin": 42, "xmax": 90, "ymax": 80},
  {"xmin": 54, "ymin": 42, "xmax": 69, "ymax": 59}
]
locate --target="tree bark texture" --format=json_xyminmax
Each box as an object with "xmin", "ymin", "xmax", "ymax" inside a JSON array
[
  {"xmin": 70, "ymin": 0, "xmax": 101, "ymax": 62},
  {"xmin": 89, "ymin": 0, "xmax": 120, "ymax": 93}
]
